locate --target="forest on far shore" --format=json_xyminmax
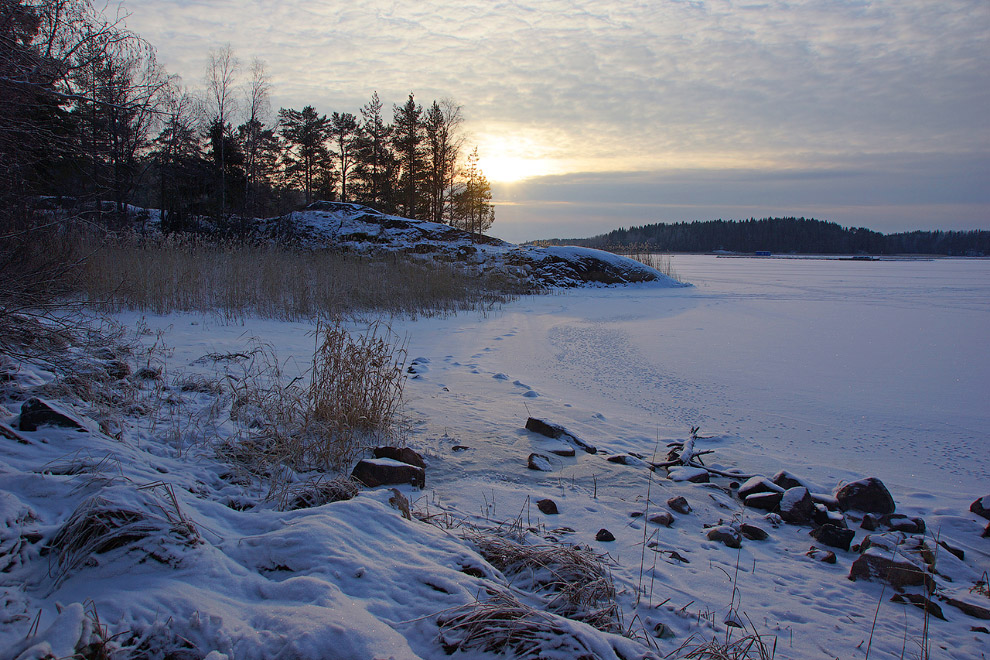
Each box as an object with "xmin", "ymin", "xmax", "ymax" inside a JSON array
[{"xmin": 541, "ymin": 217, "xmax": 989, "ymax": 256}]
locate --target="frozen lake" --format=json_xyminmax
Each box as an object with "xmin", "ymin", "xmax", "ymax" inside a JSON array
[{"xmin": 396, "ymin": 254, "xmax": 990, "ymax": 507}]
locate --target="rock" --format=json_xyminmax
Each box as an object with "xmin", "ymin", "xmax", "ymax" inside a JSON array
[
  {"xmin": 772, "ymin": 470, "xmax": 809, "ymax": 491},
  {"xmin": 744, "ymin": 491, "xmax": 783, "ymax": 511},
  {"xmin": 351, "ymin": 458, "xmax": 425, "ymax": 489},
  {"xmin": 451, "ymin": 445, "xmax": 470, "ymax": 452},
  {"xmin": 984, "ymin": 522, "xmax": 990, "ymax": 538},
  {"xmin": 938, "ymin": 540, "xmax": 964, "ymax": 561},
  {"xmin": 524, "ymin": 417, "xmax": 596, "ymax": 453},
  {"xmin": 879, "ymin": 513, "xmax": 925, "ymax": 534},
  {"xmin": 373, "ymin": 446, "xmax": 426, "ymax": 469},
  {"xmin": 548, "ymin": 446, "xmax": 576, "ymax": 457},
  {"xmin": 606, "ymin": 453, "xmax": 644, "ymax": 466},
  {"xmin": 649, "ymin": 511, "xmax": 674, "ymax": 527},
  {"xmin": 779, "ymin": 487, "xmax": 815, "ymax": 525},
  {"xmin": 595, "ymin": 528, "xmax": 615, "ymax": 542},
  {"xmin": 527, "ymin": 453, "xmax": 553, "ymax": 471},
  {"xmin": 104, "ymin": 359, "xmax": 131, "ymax": 380},
  {"xmin": 536, "ymin": 498, "xmax": 558, "ymax": 515},
  {"xmin": 850, "ymin": 552, "xmax": 932, "ymax": 589},
  {"xmin": 970, "ymin": 495, "xmax": 990, "ymax": 521},
  {"xmin": 667, "ymin": 496, "xmax": 691, "ymax": 514},
  {"xmin": 706, "ymin": 525, "xmax": 741, "ymax": 549},
  {"xmin": 18, "ymin": 398, "xmax": 88, "ymax": 432},
  {"xmin": 835, "ymin": 477, "xmax": 896, "ymax": 514},
  {"xmin": 849, "ymin": 533, "xmax": 934, "ymax": 590},
  {"xmin": 821, "ymin": 550, "xmax": 837, "ymax": 564},
  {"xmin": 891, "ymin": 594, "xmax": 946, "ymax": 621},
  {"xmin": 134, "ymin": 366, "xmax": 162, "ymax": 380},
  {"xmin": 943, "ymin": 597, "xmax": 990, "ymax": 620},
  {"xmin": 812, "ymin": 504, "xmax": 845, "ymax": 528},
  {"xmin": 810, "ymin": 524, "xmax": 855, "ymax": 551},
  {"xmin": 861, "ymin": 513, "xmax": 879, "ymax": 531},
  {"xmin": 667, "ymin": 466, "xmax": 709, "ymax": 483},
  {"xmin": 739, "ymin": 523, "xmax": 768, "ymax": 541},
  {"xmin": 738, "ymin": 476, "xmax": 784, "ymax": 500}
]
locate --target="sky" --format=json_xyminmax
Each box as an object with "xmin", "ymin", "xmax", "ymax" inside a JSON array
[{"xmin": 123, "ymin": 0, "xmax": 990, "ymax": 243}]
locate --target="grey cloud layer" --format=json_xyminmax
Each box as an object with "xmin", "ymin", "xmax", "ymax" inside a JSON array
[{"xmin": 125, "ymin": 0, "xmax": 989, "ymax": 237}]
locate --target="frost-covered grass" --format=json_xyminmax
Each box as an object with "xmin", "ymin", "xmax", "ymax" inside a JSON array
[
  {"xmin": 628, "ymin": 252, "xmax": 680, "ymax": 282},
  {"xmin": 77, "ymin": 232, "xmax": 527, "ymax": 320}
]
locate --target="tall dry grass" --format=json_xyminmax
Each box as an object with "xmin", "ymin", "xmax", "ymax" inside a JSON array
[
  {"xmin": 628, "ymin": 252, "xmax": 680, "ymax": 282},
  {"xmin": 77, "ymin": 233, "xmax": 527, "ymax": 320}
]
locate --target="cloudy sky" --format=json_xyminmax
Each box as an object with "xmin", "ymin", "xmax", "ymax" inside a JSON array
[{"xmin": 124, "ymin": 0, "xmax": 989, "ymax": 242}]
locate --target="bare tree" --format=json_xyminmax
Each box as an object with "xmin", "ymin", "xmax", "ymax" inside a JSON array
[
  {"xmin": 239, "ymin": 57, "xmax": 273, "ymax": 217},
  {"xmin": 205, "ymin": 43, "xmax": 239, "ymax": 219}
]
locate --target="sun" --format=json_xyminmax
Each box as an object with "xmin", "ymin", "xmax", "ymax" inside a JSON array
[{"xmin": 473, "ymin": 135, "xmax": 561, "ymax": 184}]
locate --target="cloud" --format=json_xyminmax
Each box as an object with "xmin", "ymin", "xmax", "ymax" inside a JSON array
[{"xmin": 122, "ymin": 0, "xmax": 989, "ymax": 237}]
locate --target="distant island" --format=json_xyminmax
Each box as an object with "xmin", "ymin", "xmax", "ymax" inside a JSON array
[{"xmin": 538, "ymin": 217, "xmax": 989, "ymax": 256}]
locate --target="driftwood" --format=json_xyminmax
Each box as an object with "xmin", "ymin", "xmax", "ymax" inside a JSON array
[{"xmin": 650, "ymin": 437, "xmax": 755, "ymax": 480}]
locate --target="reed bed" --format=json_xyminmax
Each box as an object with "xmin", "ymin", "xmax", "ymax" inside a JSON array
[{"xmin": 78, "ymin": 233, "xmax": 526, "ymax": 320}]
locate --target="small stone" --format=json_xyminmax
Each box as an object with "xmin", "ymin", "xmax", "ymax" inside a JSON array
[
  {"xmin": 706, "ymin": 525, "xmax": 741, "ymax": 548},
  {"xmin": 595, "ymin": 528, "xmax": 615, "ymax": 542},
  {"xmin": 649, "ymin": 511, "xmax": 674, "ymax": 527},
  {"xmin": 835, "ymin": 477, "xmax": 896, "ymax": 514},
  {"xmin": 451, "ymin": 445, "xmax": 470, "ymax": 452},
  {"xmin": 880, "ymin": 513, "xmax": 925, "ymax": 534},
  {"xmin": 548, "ymin": 446, "xmax": 576, "ymax": 457},
  {"xmin": 19, "ymin": 398, "xmax": 87, "ymax": 433},
  {"xmin": 891, "ymin": 594, "xmax": 946, "ymax": 621},
  {"xmin": 944, "ymin": 597, "xmax": 990, "ymax": 620},
  {"xmin": 970, "ymin": 496, "xmax": 990, "ymax": 521},
  {"xmin": 938, "ymin": 540, "xmax": 964, "ymax": 561},
  {"xmin": 820, "ymin": 550, "xmax": 837, "ymax": 564},
  {"xmin": 810, "ymin": 523, "xmax": 855, "ymax": 551},
  {"xmin": 667, "ymin": 496, "xmax": 691, "ymax": 514},
  {"xmin": 527, "ymin": 453, "xmax": 553, "ymax": 472},
  {"xmin": 536, "ymin": 498, "xmax": 558, "ymax": 515},
  {"xmin": 739, "ymin": 523, "xmax": 768, "ymax": 541},
  {"xmin": 667, "ymin": 466, "xmax": 710, "ymax": 483},
  {"xmin": 134, "ymin": 366, "xmax": 162, "ymax": 380},
  {"xmin": 861, "ymin": 514, "xmax": 879, "ymax": 531}
]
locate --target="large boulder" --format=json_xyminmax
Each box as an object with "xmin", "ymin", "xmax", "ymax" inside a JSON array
[
  {"xmin": 738, "ymin": 476, "xmax": 784, "ymax": 500},
  {"xmin": 744, "ymin": 491, "xmax": 783, "ymax": 511},
  {"xmin": 835, "ymin": 477, "xmax": 896, "ymax": 514}
]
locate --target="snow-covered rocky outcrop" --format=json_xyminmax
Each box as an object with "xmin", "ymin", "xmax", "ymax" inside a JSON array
[{"xmin": 263, "ymin": 202, "xmax": 684, "ymax": 288}]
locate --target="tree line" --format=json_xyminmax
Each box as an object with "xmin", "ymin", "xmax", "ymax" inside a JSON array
[
  {"xmin": 0, "ymin": 0, "xmax": 495, "ymax": 237},
  {"xmin": 549, "ymin": 217, "xmax": 989, "ymax": 256}
]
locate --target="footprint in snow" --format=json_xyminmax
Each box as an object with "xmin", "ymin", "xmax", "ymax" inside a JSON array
[
  {"xmin": 522, "ymin": 390, "xmax": 539, "ymax": 398},
  {"xmin": 512, "ymin": 380, "xmax": 531, "ymax": 390},
  {"xmin": 492, "ymin": 373, "xmax": 509, "ymax": 380}
]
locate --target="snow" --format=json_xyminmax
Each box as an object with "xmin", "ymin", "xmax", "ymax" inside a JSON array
[{"xmin": 2, "ymin": 255, "xmax": 989, "ymax": 659}]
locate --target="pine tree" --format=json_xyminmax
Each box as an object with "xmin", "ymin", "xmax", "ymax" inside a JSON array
[
  {"xmin": 453, "ymin": 146, "xmax": 494, "ymax": 238},
  {"xmin": 423, "ymin": 98, "xmax": 463, "ymax": 225},
  {"xmin": 392, "ymin": 93, "xmax": 424, "ymax": 219},
  {"xmin": 353, "ymin": 91, "xmax": 395, "ymax": 213},
  {"xmin": 329, "ymin": 111, "xmax": 358, "ymax": 203},
  {"xmin": 279, "ymin": 105, "xmax": 332, "ymax": 205}
]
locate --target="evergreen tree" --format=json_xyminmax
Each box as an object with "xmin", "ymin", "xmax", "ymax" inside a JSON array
[
  {"xmin": 353, "ymin": 91, "xmax": 395, "ymax": 213},
  {"xmin": 279, "ymin": 105, "xmax": 332, "ymax": 205},
  {"xmin": 453, "ymin": 146, "xmax": 494, "ymax": 238},
  {"xmin": 329, "ymin": 111, "xmax": 358, "ymax": 203},
  {"xmin": 423, "ymin": 98, "xmax": 463, "ymax": 225},
  {"xmin": 392, "ymin": 93, "xmax": 424, "ymax": 219}
]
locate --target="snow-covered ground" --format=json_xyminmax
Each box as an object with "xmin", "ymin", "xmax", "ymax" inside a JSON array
[{"xmin": 2, "ymin": 255, "xmax": 988, "ymax": 659}]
